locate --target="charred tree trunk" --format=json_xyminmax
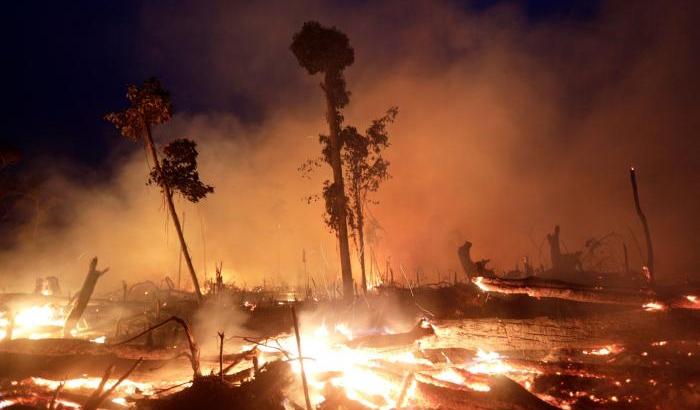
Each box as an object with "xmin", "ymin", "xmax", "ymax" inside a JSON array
[
  {"xmin": 64, "ymin": 258, "xmax": 108, "ymax": 335},
  {"xmin": 630, "ymin": 167, "xmax": 655, "ymax": 286},
  {"xmin": 323, "ymin": 71, "xmax": 354, "ymax": 303},
  {"xmin": 144, "ymin": 123, "xmax": 203, "ymax": 302},
  {"xmin": 546, "ymin": 225, "xmax": 562, "ymax": 271},
  {"xmin": 355, "ymin": 182, "xmax": 367, "ymax": 294},
  {"xmin": 458, "ymin": 241, "xmax": 475, "ymax": 280}
]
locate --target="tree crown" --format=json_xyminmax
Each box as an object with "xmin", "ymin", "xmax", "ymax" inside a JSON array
[
  {"xmin": 148, "ymin": 138, "xmax": 214, "ymax": 203},
  {"xmin": 104, "ymin": 77, "xmax": 172, "ymax": 141},
  {"xmin": 291, "ymin": 21, "xmax": 354, "ymax": 75}
]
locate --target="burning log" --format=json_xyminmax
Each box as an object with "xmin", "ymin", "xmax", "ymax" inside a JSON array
[
  {"xmin": 471, "ymin": 275, "xmax": 700, "ymax": 310},
  {"xmin": 472, "ymin": 275, "xmax": 654, "ymax": 306},
  {"xmin": 346, "ymin": 318, "xmax": 434, "ymax": 348},
  {"xmin": 413, "ymin": 372, "xmax": 556, "ymax": 409},
  {"xmin": 428, "ymin": 313, "xmax": 700, "ymax": 352},
  {"xmin": 64, "ymin": 257, "xmax": 109, "ymax": 335}
]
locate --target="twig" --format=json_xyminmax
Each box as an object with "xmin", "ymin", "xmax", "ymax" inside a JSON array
[
  {"xmin": 48, "ymin": 381, "xmax": 65, "ymax": 410},
  {"xmin": 291, "ymin": 305, "xmax": 312, "ymax": 410},
  {"xmin": 111, "ymin": 316, "xmax": 200, "ymax": 378},
  {"xmin": 84, "ymin": 358, "xmax": 143, "ymax": 410}
]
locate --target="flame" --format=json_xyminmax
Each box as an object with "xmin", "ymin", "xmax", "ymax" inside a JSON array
[
  {"xmin": 31, "ymin": 376, "xmax": 155, "ymax": 396},
  {"xmin": 582, "ymin": 345, "xmax": 622, "ymax": 356},
  {"xmin": 686, "ymin": 295, "xmax": 698, "ymax": 303},
  {"xmin": 473, "ymin": 277, "xmax": 489, "ymax": 291},
  {"xmin": 434, "ymin": 368, "xmax": 491, "ymax": 392},
  {"xmin": 1, "ymin": 304, "xmax": 68, "ymax": 339},
  {"xmin": 467, "ymin": 349, "xmax": 513, "ymax": 375},
  {"xmin": 643, "ymin": 302, "xmax": 666, "ymax": 312}
]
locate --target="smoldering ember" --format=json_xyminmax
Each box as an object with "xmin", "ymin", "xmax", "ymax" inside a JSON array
[{"xmin": 1, "ymin": 2, "xmax": 699, "ymax": 410}]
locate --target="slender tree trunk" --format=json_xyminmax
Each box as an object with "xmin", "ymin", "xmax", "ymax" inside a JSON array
[
  {"xmin": 355, "ymin": 182, "xmax": 367, "ymax": 294},
  {"xmin": 323, "ymin": 72, "xmax": 354, "ymax": 303},
  {"xmin": 144, "ymin": 123, "xmax": 203, "ymax": 302}
]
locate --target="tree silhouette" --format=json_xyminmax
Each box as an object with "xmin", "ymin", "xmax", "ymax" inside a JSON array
[
  {"xmin": 342, "ymin": 107, "xmax": 397, "ymax": 293},
  {"xmin": 291, "ymin": 21, "xmax": 356, "ymax": 302},
  {"xmin": 148, "ymin": 138, "xmax": 213, "ymax": 203},
  {"xmin": 104, "ymin": 78, "xmax": 211, "ymax": 302}
]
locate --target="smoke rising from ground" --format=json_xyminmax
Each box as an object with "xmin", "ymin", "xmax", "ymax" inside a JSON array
[{"xmin": 1, "ymin": 0, "xmax": 699, "ymax": 293}]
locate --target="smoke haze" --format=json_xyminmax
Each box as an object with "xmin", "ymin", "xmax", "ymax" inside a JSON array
[{"xmin": 2, "ymin": 0, "xmax": 699, "ymax": 293}]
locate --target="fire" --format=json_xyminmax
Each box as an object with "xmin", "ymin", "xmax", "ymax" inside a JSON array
[
  {"xmin": 1, "ymin": 304, "xmax": 69, "ymax": 339},
  {"xmin": 31, "ymin": 376, "xmax": 155, "ymax": 396},
  {"xmin": 467, "ymin": 349, "xmax": 513, "ymax": 375},
  {"xmin": 686, "ymin": 295, "xmax": 698, "ymax": 303},
  {"xmin": 249, "ymin": 324, "xmax": 404, "ymax": 408},
  {"xmin": 582, "ymin": 345, "xmax": 623, "ymax": 356},
  {"xmin": 434, "ymin": 368, "xmax": 491, "ymax": 392},
  {"xmin": 474, "ymin": 276, "xmax": 489, "ymax": 291},
  {"xmin": 642, "ymin": 302, "xmax": 666, "ymax": 312},
  {"xmin": 247, "ymin": 323, "xmax": 517, "ymax": 409},
  {"xmin": 91, "ymin": 335, "xmax": 107, "ymax": 344}
]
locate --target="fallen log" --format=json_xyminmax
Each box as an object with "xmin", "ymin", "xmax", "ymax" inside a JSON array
[
  {"xmin": 345, "ymin": 319, "xmax": 435, "ymax": 348},
  {"xmin": 426, "ymin": 313, "xmax": 700, "ymax": 351},
  {"xmin": 472, "ymin": 275, "xmax": 700, "ymax": 310},
  {"xmin": 413, "ymin": 373, "xmax": 556, "ymax": 410}
]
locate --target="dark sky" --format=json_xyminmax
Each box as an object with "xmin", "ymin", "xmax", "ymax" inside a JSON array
[{"xmin": 2, "ymin": 0, "xmax": 599, "ymax": 169}]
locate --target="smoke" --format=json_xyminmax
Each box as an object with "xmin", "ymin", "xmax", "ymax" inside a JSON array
[{"xmin": 1, "ymin": 0, "xmax": 699, "ymax": 294}]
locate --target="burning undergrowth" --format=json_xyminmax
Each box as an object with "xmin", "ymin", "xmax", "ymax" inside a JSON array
[{"xmin": 1, "ymin": 281, "xmax": 699, "ymax": 410}]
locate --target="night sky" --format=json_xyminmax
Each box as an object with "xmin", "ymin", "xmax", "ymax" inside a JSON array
[{"xmin": 2, "ymin": 0, "xmax": 598, "ymax": 170}]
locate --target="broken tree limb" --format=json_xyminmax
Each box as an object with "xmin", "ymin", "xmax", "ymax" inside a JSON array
[
  {"xmin": 113, "ymin": 315, "xmax": 201, "ymax": 378},
  {"xmin": 83, "ymin": 357, "xmax": 143, "ymax": 410},
  {"xmin": 630, "ymin": 167, "xmax": 655, "ymax": 285},
  {"xmin": 64, "ymin": 257, "xmax": 109, "ymax": 335}
]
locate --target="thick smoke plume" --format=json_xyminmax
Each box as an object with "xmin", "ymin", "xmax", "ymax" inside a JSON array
[{"xmin": 1, "ymin": 0, "xmax": 699, "ymax": 294}]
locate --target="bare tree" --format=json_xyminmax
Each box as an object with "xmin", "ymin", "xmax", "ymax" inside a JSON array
[
  {"xmin": 291, "ymin": 22, "xmax": 355, "ymax": 302},
  {"xmin": 105, "ymin": 78, "xmax": 212, "ymax": 302},
  {"xmin": 342, "ymin": 108, "xmax": 397, "ymax": 293}
]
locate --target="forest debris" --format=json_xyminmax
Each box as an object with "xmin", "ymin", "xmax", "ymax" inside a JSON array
[
  {"xmin": 472, "ymin": 275, "xmax": 700, "ymax": 310},
  {"xmin": 64, "ymin": 257, "xmax": 108, "ymax": 335}
]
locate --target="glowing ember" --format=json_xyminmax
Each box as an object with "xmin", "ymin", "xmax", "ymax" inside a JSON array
[
  {"xmin": 32, "ymin": 376, "xmax": 154, "ymax": 396},
  {"xmin": 473, "ymin": 276, "xmax": 489, "ymax": 291},
  {"xmin": 686, "ymin": 295, "xmax": 698, "ymax": 303},
  {"xmin": 582, "ymin": 345, "xmax": 622, "ymax": 356},
  {"xmin": 643, "ymin": 302, "xmax": 666, "ymax": 312},
  {"xmin": 434, "ymin": 368, "xmax": 491, "ymax": 392},
  {"xmin": 467, "ymin": 349, "xmax": 513, "ymax": 375},
  {"xmin": 1, "ymin": 304, "xmax": 69, "ymax": 339}
]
